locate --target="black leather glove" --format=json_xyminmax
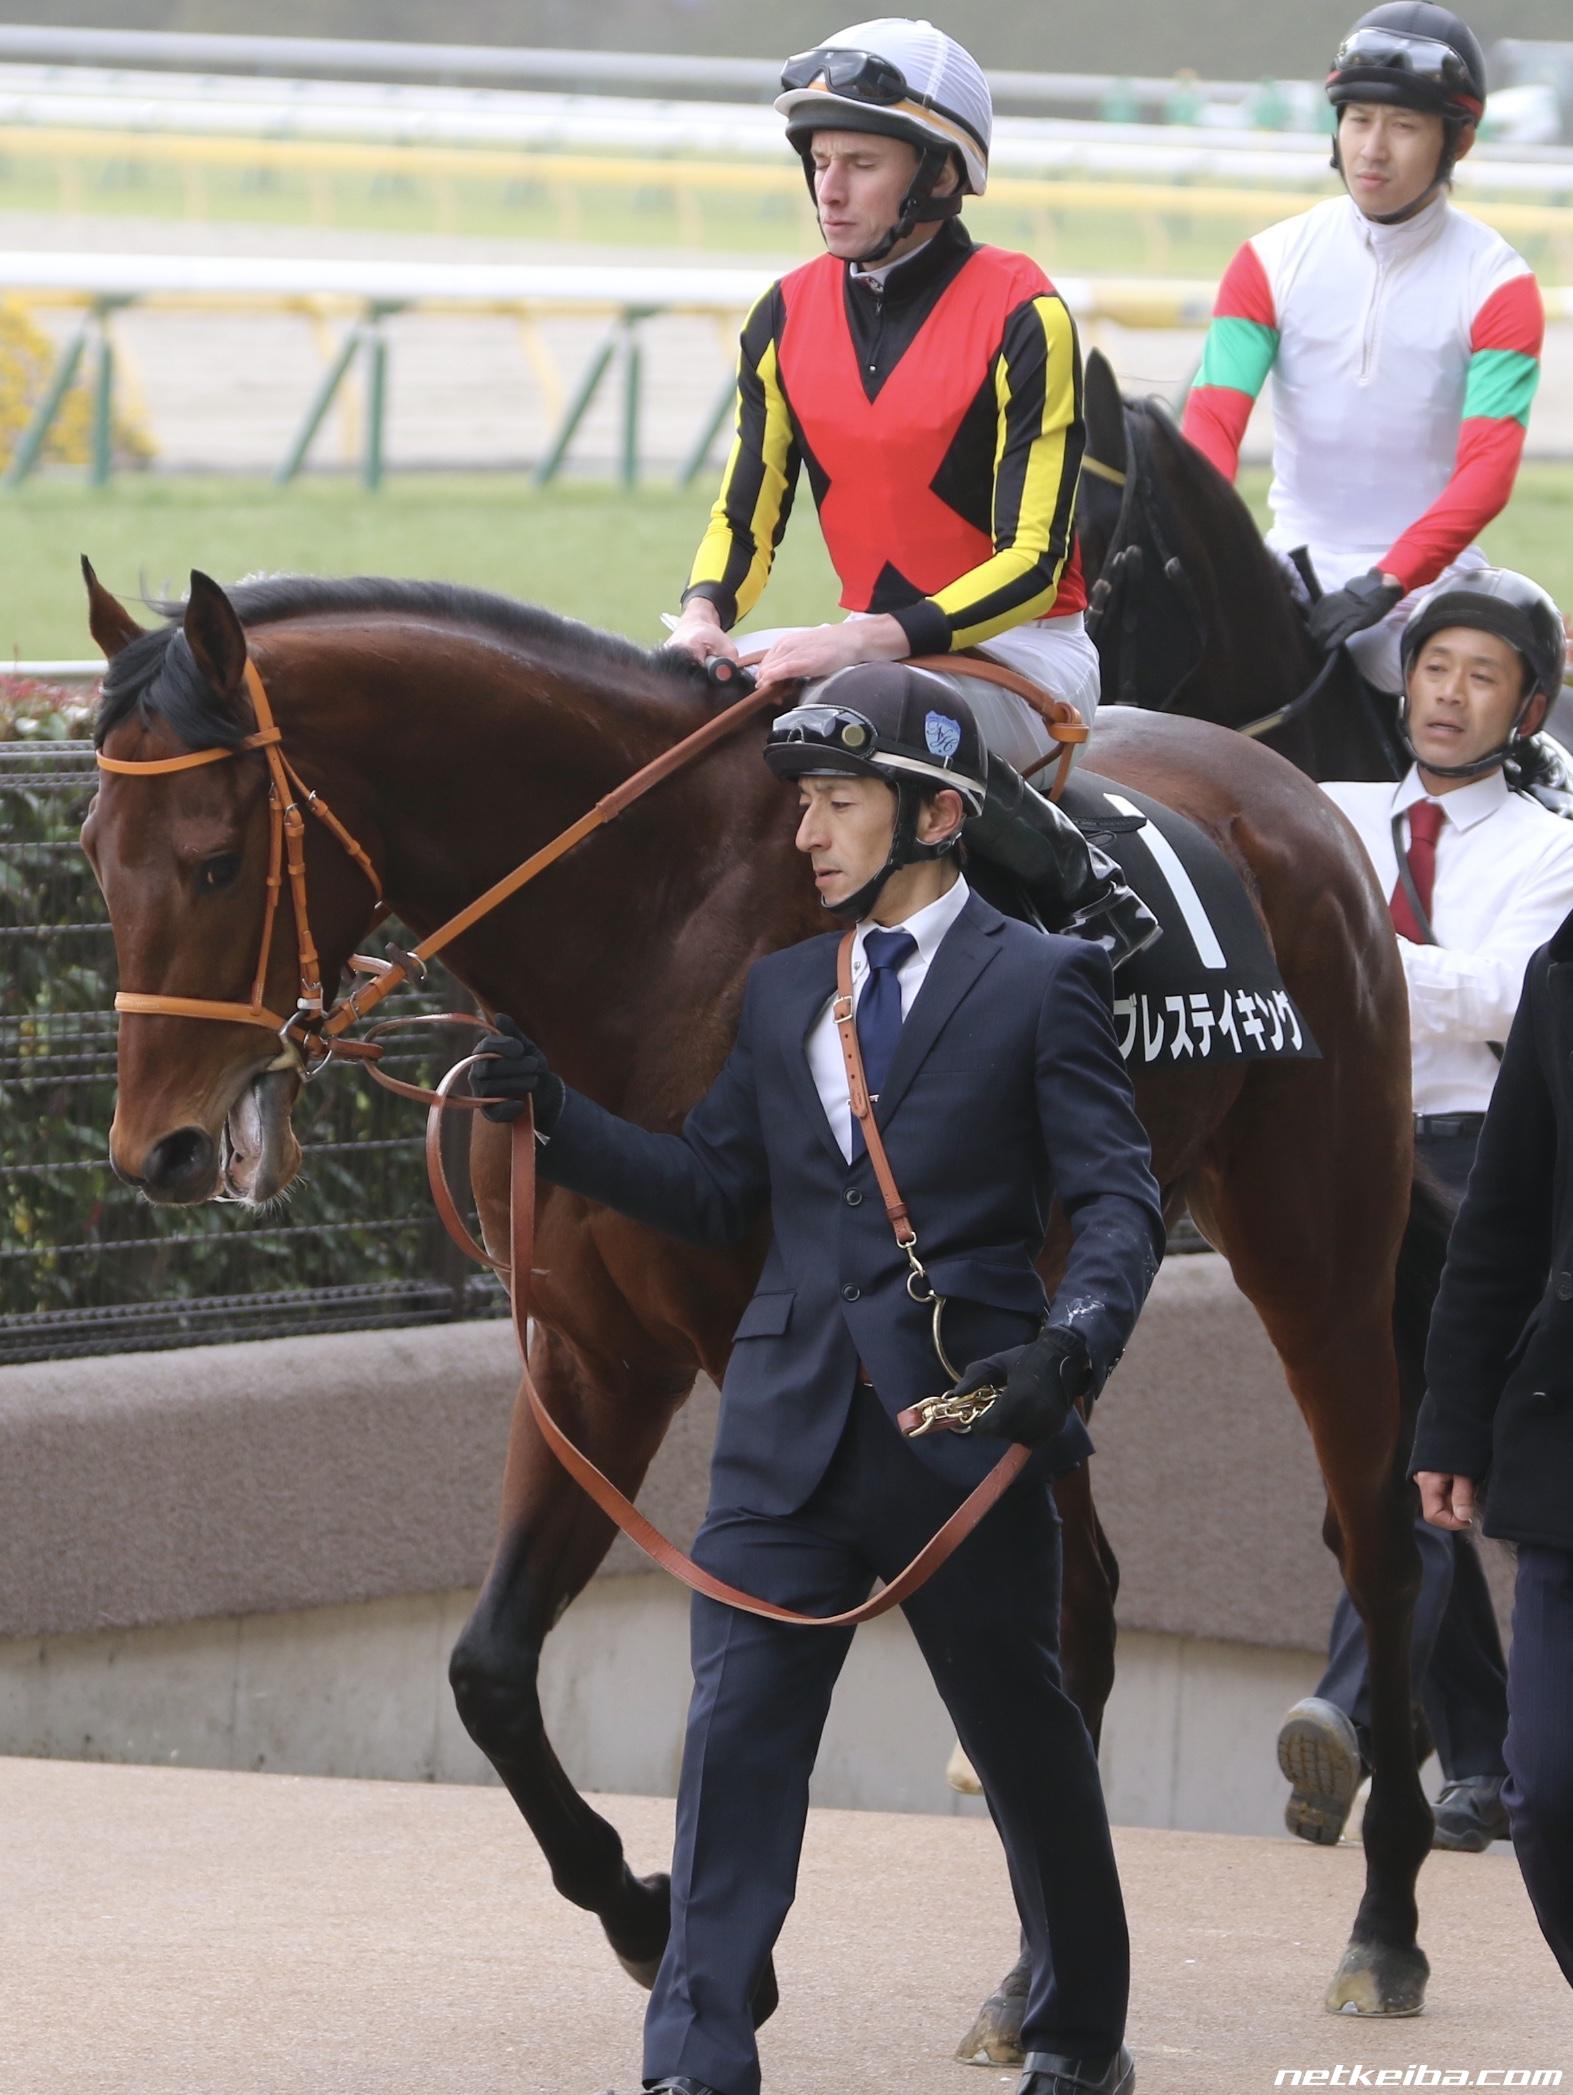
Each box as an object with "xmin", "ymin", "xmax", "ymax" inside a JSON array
[
  {"xmin": 476, "ymin": 1014, "xmax": 566, "ymax": 1131},
  {"xmin": 1306, "ymin": 568, "xmax": 1402, "ymax": 653},
  {"xmin": 951, "ymin": 1327, "xmax": 1096, "ymax": 1448}
]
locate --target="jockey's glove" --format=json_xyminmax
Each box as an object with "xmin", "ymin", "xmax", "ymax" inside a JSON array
[
  {"xmin": 477, "ymin": 1014, "xmax": 566, "ymax": 1132},
  {"xmin": 953, "ymin": 1326, "xmax": 1096, "ymax": 1448},
  {"xmin": 1306, "ymin": 568, "xmax": 1403, "ymax": 654}
]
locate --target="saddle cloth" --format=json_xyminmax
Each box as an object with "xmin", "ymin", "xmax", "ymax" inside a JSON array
[{"xmin": 1058, "ymin": 769, "xmax": 1319, "ymax": 1070}]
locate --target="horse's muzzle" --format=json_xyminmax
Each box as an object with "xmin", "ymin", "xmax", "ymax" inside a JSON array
[{"xmin": 120, "ymin": 1124, "xmax": 220, "ymax": 1204}]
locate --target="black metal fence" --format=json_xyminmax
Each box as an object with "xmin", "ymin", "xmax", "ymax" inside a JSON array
[{"xmin": 1, "ymin": 733, "xmax": 505, "ymax": 1363}]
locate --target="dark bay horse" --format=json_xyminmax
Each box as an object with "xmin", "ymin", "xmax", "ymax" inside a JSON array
[
  {"xmin": 82, "ymin": 565, "xmax": 1446, "ymax": 2054},
  {"xmin": 1075, "ymin": 347, "xmax": 1406, "ymax": 784}
]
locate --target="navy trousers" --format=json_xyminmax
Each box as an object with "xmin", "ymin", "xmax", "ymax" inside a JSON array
[
  {"xmin": 642, "ymin": 1386, "xmax": 1128, "ymax": 2095},
  {"xmin": 1504, "ymin": 1543, "xmax": 1573, "ymax": 1988},
  {"xmin": 1313, "ymin": 1125, "xmax": 1509, "ymax": 1780}
]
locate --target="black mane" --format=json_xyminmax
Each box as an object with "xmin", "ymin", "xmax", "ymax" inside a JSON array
[{"xmin": 94, "ymin": 575, "xmax": 709, "ymax": 752}]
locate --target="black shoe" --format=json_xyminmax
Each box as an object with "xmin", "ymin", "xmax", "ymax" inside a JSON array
[
  {"xmin": 1018, "ymin": 2044, "xmax": 1135, "ymax": 2094},
  {"xmin": 601, "ymin": 2080, "xmax": 725, "ymax": 2094},
  {"xmin": 1277, "ymin": 1696, "xmax": 1367, "ymax": 1846},
  {"xmin": 967, "ymin": 754, "xmax": 1161, "ymax": 971},
  {"xmin": 1432, "ymin": 1775, "xmax": 1511, "ymax": 1852}
]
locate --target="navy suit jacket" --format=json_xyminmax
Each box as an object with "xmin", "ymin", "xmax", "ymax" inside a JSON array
[
  {"xmin": 539, "ymin": 890, "xmax": 1166, "ymax": 1517},
  {"xmin": 1413, "ymin": 909, "xmax": 1573, "ymax": 1549}
]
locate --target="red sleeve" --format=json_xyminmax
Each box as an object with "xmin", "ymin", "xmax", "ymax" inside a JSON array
[
  {"xmin": 1381, "ymin": 273, "xmax": 1544, "ymax": 592},
  {"xmin": 1180, "ymin": 242, "xmax": 1278, "ymax": 484},
  {"xmin": 1181, "ymin": 387, "xmax": 1256, "ymax": 484}
]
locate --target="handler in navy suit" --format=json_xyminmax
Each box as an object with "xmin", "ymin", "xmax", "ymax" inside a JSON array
[{"xmin": 480, "ymin": 665, "xmax": 1165, "ymax": 2095}]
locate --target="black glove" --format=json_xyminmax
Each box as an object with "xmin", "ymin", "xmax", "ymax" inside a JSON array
[
  {"xmin": 1306, "ymin": 568, "xmax": 1402, "ymax": 654},
  {"xmin": 951, "ymin": 1327, "xmax": 1096, "ymax": 1448},
  {"xmin": 476, "ymin": 1013, "xmax": 566, "ymax": 1131}
]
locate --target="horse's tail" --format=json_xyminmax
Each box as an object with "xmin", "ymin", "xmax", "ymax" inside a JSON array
[{"xmin": 1392, "ymin": 1158, "xmax": 1459, "ymax": 1432}]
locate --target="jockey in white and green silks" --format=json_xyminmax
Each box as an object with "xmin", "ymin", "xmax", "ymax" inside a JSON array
[{"xmin": 1182, "ymin": 3, "xmax": 1543, "ymax": 695}]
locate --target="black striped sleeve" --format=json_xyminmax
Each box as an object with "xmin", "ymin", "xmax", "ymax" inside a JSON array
[
  {"xmin": 897, "ymin": 292, "xmax": 1084, "ymax": 652},
  {"xmin": 682, "ymin": 285, "xmax": 801, "ymax": 630}
]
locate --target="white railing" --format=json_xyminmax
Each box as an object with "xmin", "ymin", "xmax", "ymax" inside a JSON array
[{"xmin": 6, "ymin": 251, "xmax": 1569, "ymax": 491}]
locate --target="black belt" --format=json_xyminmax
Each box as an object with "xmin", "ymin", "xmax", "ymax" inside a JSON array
[{"xmin": 1414, "ymin": 1112, "xmax": 1485, "ymax": 1140}]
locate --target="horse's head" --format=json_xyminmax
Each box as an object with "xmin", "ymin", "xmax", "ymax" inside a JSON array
[{"xmin": 80, "ymin": 562, "xmax": 381, "ymax": 1206}]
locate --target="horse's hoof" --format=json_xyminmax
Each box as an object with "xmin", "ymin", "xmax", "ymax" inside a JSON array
[
  {"xmin": 954, "ymin": 1969, "xmax": 1028, "ymax": 2065},
  {"xmin": 1324, "ymin": 1938, "xmax": 1429, "ymax": 2017},
  {"xmin": 607, "ymin": 1869, "xmax": 671, "ymax": 1989},
  {"xmin": 948, "ymin": 1740, "xmax": 983, "ymax": 1796}
]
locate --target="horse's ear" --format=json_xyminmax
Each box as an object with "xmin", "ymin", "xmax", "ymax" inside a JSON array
[
  {"xmin": 183, "ymin": 571, "xmax": 248, "ymax": 698},
  {"xmin": 81, "ymin": 556, "xmax": 145, "ymax": 660},
  {"xmin": 1083, "ymin": 349, "xmax": 1128, "ymax": 479}
]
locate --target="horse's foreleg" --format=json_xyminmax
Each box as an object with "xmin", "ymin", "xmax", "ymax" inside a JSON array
[
  {"xmin": 447, "ymin": 1320, "xmax": 691, "ymax": 1982},
  {"xmin": 953, "ymin": 1459, "xmax": 1120, "ymax": 2068}
]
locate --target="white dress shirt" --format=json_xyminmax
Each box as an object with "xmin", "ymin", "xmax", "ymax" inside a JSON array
[
  {"xmin": 805, "ymin": 874, "xmax": 973, "ymax": 1162},
  {"xmin": 1321, "ymin": 767, "xmax": 1573, "ymax": 1115}
]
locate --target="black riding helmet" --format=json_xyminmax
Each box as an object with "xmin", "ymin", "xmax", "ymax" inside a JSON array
[
  {"xmin": 1327, "ymin": 4, "xmax": 1486, "ymax": 197},
  {"xmin": 1398, "ymin": 566, "xmax": 1565, "ymax": 780},
  {"xmin": 764, "ymin": 662, "xmax": 987, "ymax": 918}
]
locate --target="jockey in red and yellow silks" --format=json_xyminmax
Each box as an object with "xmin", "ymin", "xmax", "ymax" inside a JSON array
[{"xmin": 662, "ymin": 17, "xmax": 1156, "ymax": 966}]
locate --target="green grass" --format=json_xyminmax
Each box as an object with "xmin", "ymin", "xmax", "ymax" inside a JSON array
[
  {"xmin": 8, "ymin": 464, "xmax": 1573, "ymax": 664},
  {"xmin": 5, "ymin": 477, "xmax": 840, "ymax": 661}
]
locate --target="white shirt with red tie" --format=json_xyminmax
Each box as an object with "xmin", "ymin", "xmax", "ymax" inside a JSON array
[{"xmin": 1322, "ymin": 766, "xmax": 1573, "ymax": 1115}]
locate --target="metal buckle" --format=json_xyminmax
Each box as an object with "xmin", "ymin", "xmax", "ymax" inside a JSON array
[
  {"xmin": 904, "ymin": 1385, "xmax": 1001, "ymax": 1438},
  {"xmin": 274, "ymin": 1010, "xmax": 329, "ymax": 1082}
]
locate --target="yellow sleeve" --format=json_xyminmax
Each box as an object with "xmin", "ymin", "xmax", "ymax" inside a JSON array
[
  {"xmin": 683, "ymin": 286, "xmax": 801, "ymax": 630},
  {"xmin": 897, "ymin": 293, "xmax": 1084, "ymax": 654}
]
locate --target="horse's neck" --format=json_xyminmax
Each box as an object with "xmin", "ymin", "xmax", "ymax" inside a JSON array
[{"xmin": 299, "ymin": 634, "xmax": 807, "ymax": 1100}]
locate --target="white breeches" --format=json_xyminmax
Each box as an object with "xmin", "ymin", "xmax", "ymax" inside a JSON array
[{"xmin": 738, "ymin": 612, "xmax": 1101, "ymax": 772}]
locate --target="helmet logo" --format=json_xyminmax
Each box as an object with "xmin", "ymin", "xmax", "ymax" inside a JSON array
[{"xmin": 924, "ymin": 711, "xmax": 962, "ymax": 761}]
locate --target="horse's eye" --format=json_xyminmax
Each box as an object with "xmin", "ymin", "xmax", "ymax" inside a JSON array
[{"xmin": 197, "ymin": 852, "xmax": 242, "ymax": 893}]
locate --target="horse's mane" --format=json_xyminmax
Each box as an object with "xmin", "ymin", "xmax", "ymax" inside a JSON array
[
  {"xmin": 94, "ymin": 575, "xmax": 710, "ymax": 752},
  {"xmin": 1131, "ymin": 396, "xmax": 1307, "ymax": 638}
]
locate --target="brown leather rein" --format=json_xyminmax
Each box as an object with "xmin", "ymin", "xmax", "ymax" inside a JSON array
[{"xmin": 97, "ymin": 647, "xmax": 1077, "ymax": 1621}]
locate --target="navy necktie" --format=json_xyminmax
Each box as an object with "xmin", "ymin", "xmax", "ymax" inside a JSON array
[{"xmin": 853, "ymin": 928, "xmax": 916, "ymax": 1157}]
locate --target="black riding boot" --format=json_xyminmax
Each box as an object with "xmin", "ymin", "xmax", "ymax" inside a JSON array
[{"xmin": 966, "ymin": 752, "xmax": 1160, "ymax": 969}]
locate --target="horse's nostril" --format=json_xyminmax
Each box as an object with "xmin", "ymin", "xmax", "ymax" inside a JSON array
[{"xmin": 143, "ymin": 1126, "xmax": 217, "ymax": 1200}]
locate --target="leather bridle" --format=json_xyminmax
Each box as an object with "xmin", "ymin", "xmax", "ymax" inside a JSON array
[{"xmin": 96, "ymin": 660, "xmax": 384, "ymax": 1068}]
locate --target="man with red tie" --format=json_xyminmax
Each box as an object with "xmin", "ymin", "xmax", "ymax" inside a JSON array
[{"xmin": 1277, "ymin": 568, "xmax": 1573, "ymax": 1853}]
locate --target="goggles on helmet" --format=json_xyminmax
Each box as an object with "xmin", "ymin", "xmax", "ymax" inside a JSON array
[
  {"xmin": 767, "ymin": 701, "xmax": 987, "ymax": 810},
  {"xmin": 779, "ymin": 45, "xmax": 988, "ymax": 153},
  {"xmin": 781, "ymin": 46, "xmax": 911, "ymax": 105},
  {"xmin": 771, "ymin": 702, "xmax": 881, "ymax": 754},
  {"xmin": 1331, "ymin": 27, "xmax": 1480, "ymax": 103}
]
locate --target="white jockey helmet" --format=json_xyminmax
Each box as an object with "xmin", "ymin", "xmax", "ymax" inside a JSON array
[{"xmin": 776, "ymin": 19, "xmax": 992, "ymax": 198}]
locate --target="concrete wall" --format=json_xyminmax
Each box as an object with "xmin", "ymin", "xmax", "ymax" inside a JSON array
[{"xmin": 0, "ymin": 1257, "xmax": 1514, "ymax": 1835}]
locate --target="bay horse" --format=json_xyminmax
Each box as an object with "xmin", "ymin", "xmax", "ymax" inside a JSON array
[{"xmin": 81, "ymin": 563, "xmax": 1447, "ymax": 2059}]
